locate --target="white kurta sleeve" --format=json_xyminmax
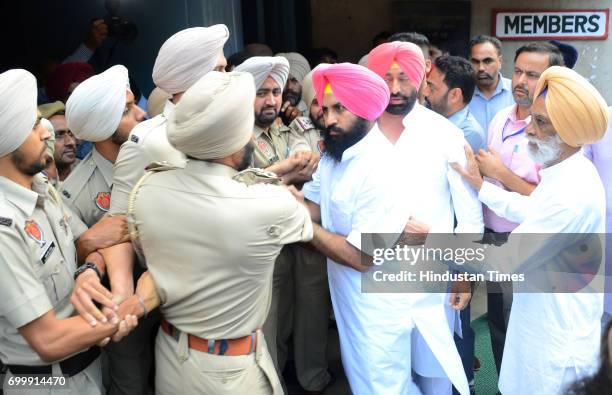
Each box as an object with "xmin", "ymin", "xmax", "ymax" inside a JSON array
[{"xmin": 478, "ymin": 181, "xmax": 530, "ymax": 224}]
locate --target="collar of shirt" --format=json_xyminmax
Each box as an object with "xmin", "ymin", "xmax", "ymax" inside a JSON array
[
  {"xmin": 448, "ymin": 105, "xmax": 470, "ymax": 127},
  {"xmin": 185, "ymin": 159, "xmax": 238, "ymax": 178},
  {"xmin": 474, "ymin": 73, "xmax": 511, "ymax": 99},
  {"xmin": 91, "ymin": 146, "xmax": 115, "ymax": 186},
  {"xmin": 538, "ymin": 150, "xmax": 583, "ymax": 181},
  {"xmin": 0, "ymin": 176, "xmax": 46, "ymax": 216},
  {"xmin": 340, "ymin": 123, "xmax": 384, "ymax": 162},
  {"xmin": 162, "ymin": 99, "xmax": 175, "ymax": 118}
]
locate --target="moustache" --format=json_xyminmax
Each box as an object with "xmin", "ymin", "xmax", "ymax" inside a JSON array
[
  {"xmin": 390, "ymin": 93, "xmax": 409, "ymax": 101},
  {"xmin": 513, "ymin": 85, "xmax": 529, "ymax": 94},
  {"xmin": 477, "ymin": 72, "xmax": 493, "ymax": 80}
]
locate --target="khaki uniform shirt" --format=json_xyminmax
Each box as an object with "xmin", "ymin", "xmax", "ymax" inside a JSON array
[
  {"xmin": 110, "ymin": 100, "xmax": 186, "ymax": 215},
  {"xmin": 288, "ymin": 116, "xmax": 325, "ymax": 155},
  {"xmin": 130, "ymin": 160, "xmax": 312, "ymax": 339},
  {"xmin": 0, "ymin": 175, "xmax": 86, "ymax": 365},
  {"xmin": 59, "ymin": 147, "xmax": 114, "ymax": 227}
]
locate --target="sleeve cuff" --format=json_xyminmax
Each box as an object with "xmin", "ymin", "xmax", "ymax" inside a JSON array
[
  {"xmin": 303, "ymin": 183, "xmax": 321, "ymax": 205},
  {"xmin": 478, "ymin": 181, "xmax": 502, "ymax": 207},
  {"xmin": 4, "ymin": 291, "xmax": 53, "ymax": 329}
]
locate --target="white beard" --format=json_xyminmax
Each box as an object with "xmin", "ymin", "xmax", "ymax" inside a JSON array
[{"xmin": 527, "ymin": 133, "xmax": 564, "ymax": 167}]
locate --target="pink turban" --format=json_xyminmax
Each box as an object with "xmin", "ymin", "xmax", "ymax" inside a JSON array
[
  {"xmin": 368, "ymin": 42, "xmax": 426, "ymax": 88},
  {"xmin": 312, "ymin": 63, "xmax": 389, "ymax": 121}
]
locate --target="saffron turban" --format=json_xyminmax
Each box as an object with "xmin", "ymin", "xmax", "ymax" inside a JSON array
[
  {"xmin": 66, "ymin": 65, "xmax": 130, "ymax": 142},
  {"xmin": 147, "ymin": 87, "xmax": 171, "ymax": 118},
  {"xmin": 533, "ymin": 66, "xmax": 608, "ymax": 147},
  {"xmin": 0, "ymin": 69, "xmax": 37, "ymax": 157},
  {"xmin": 277, "ymin": 52, "xmax": 311, "ymax": 84},
  {"xmin": 167, "ymin": 71, "xmax": 255, "ymax": 160},
  {"xmin": 312, "ymin": 63, "xmax": 389, "ymax": 121},
  {"xmin": 235, "ymin": 56, "xmax": 290, "ymax": 90},
  {"xmin": 153, "ymin": 25, "xmax": 229, "ymax": 95},
  {"xmin": 301, "ymin": 69, "xmax": 316, "ymax": 106},
  {"xmin": 46, "ymin": 62, "xmax": 95, "ymax": 102},
  {"xmin": 368, "ymin": 41, "xmax": 426, "ymax": 88}
]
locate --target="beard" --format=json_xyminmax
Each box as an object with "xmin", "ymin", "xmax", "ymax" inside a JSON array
[
  {"xmin": 11, "ymin": 147, "xmax": 47, "ymax": 176},
  {"xmin": 238, "ymin": 141, "xmax": 255, "ymax": 171},
  {"xmin": 111, "ymin": 129, "xmax": 130, "ymax": 145},
  {"xmin": 386, "ymin": 91, "xmax": 418, "ymax": 116},
  {"xmin": 310, "ymin": 113, "xmax": 325, "ymax": 130},
  {"xmin": 527, "ymin": 133, "xmax": 563, "ymax": 166},
  {"xmin": 255, "ymin": 106, "xmax": 278, "ymax": 127},
  {"xmin": 425, "ymin": 94, "xmax": 450, "ymax": 117},
  {"xmin": 512, "ymin": 85, "xmax": 532, "ymax": 107},
  {"xmin": 283, "ymin": 90, "xmax": 301, "ymax": 106},
  {"xmin": 323, "ymin": 117, "xmax": 371, "ymax": 162}
]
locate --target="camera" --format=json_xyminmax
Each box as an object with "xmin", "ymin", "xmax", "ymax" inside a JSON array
[{"xmin": 103, "ymin": 0, "xmax": 138, "ymax": 44}]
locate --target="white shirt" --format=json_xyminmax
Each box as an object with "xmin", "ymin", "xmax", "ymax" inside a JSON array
[
  {"xmin": 303, "ymin": 124, "xmax": 470, "ymax": 395},
  {"xmin": 464, "ymin": 152, "xmax": 605, "ymax": 394},
  {"xmin": 387, "ymin": 104, "xmax": 484, "ymax": 234}
]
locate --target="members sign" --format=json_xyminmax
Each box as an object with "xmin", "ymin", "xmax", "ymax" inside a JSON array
[{"xmin": 493, "ymin": 9, "xmax": 609, "ymax": 40}]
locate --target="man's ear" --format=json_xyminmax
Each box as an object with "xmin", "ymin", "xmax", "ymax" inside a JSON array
[{"xmin": 448, "ymin": 87, "xmax": 463, "ymax": 106}]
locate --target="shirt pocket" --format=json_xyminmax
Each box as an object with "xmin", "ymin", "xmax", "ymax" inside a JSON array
[
  {"xmin": 33, "ymin": 244, "xmax": 73, "ymax": 305},
  {"xmin": 329, "ymin": 190, "xmax": 354, "ymax": 236}
]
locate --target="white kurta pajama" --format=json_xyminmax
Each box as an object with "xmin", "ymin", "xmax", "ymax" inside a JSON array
[
  {"xmin": 438, "ymin": 152, "xmax": 604, "ymax": 395},
  {"xmin": 303, "ymin": 121, "xmax": 471, "ymax": 395},
  {"xmin": 304, "ymin": 126, "xmax": 425, "ymax": 395},
  {"xmin": 379, "ymin": 104, "xmax": 483, "ymax": 394}
]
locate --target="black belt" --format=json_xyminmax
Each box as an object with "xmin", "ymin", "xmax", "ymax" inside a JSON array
[{"xmin": 7, "ymin": 346, "xmax": 100, "ymax": 377}]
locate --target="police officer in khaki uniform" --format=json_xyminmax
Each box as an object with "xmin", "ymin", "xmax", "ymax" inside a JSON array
[
  {"xmin": 284, "ymin": 69, "xmax": 332, "ymax": 392},
  {"xmin": 236, "ymin": 57, "xmax": 319, "ymax": 381},
  {"xmin": 0, "ymin": 69, "xmax": 137, "ymax": 395},
  {"xmin": 59, "ymin": 65, "xmax": 145, "ymax": 228},
  {"xmin": 58, "ymin": 65, "xmax": 148, "ymax": 395},
  {"xmin": 126, "ymin": 71, "xmax": 313, "ymax": 394}
]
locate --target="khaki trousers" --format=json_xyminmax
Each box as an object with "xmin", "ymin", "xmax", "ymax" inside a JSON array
[{"xmin": 154, "ymin": 328, "xmax": 281, "ymax": 395}]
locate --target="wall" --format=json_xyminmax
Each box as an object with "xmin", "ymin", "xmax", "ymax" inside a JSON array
[
  {"xmin": 310, "ymin": 0, "xmax": 612, "ymax": 102},
  {"xmin": 471, "ymin": 0, "xmax": 612, "ymax": 103}
]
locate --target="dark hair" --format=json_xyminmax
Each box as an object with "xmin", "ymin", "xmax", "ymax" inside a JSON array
[
  {"xmin": 564, "ymin": 320, "xmax": 612, "ymax": 394},
  {"xmin": 226, "ymin": 51, "xmax": 252, "ymax": 71},
  {"xmin": 372, "ymin": 31, "xmax": 391, "ymax": 48},
  {"xmin": 434, "ymin": 56, "xmax": 476, "ymax": 104},
  {"xmin": 514, "ymin": 42, "xmax": 565, "ymax": 67},
  {"xmin": 468, "ymin": 35, "xmax": 502, "ymax": 56},
  {"xmin": 388, "ymin": 32, "xmax": 430, "ymax": 59}
]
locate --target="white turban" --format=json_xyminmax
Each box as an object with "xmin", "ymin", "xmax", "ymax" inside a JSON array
[
  {"xmin": 66, "ymin": 65, "xmax": 130, "ymax": 142},
  {"xmin": 235, "ymin": 56, "xmax": 290, "ymax": 90},
  {"xmin": 358, "ymin": 54, "xmax": 369, "ymax": 67},
  {"xmin": 147, "ymin": 87, "xmax": 171, "ymax": 118},
  {"xmin": 167, "ymin": 71, "xmax": 255, "ymax": 160},
  {"xmin": 153, "ymin": 25, "xmax": 229, "ymax": 95},
  {"xmin": 302, "ymin": 70, "xmax": 315, "ymax": 106},
  {"xmin": 0, "ymin": 69, "xmax": 37, "ymax": 157},
  {"xmin": 277, "ymin": 52, "xmax": 311, "ymax": 84}
]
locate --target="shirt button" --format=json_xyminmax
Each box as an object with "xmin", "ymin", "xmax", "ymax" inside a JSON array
[
  {"xmin": 267, "ymin": 226, "xmax": 280, "ymax": 237},
  {"xmin": 53, "ymin": 265, "xmax": 60, "ymax": 274}
]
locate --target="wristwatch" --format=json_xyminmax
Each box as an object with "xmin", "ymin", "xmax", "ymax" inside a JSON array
[{"xmin": 74, "ymin": 262, "xmax": 102, "ymax": 280}]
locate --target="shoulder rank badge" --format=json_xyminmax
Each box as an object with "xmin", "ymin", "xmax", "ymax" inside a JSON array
[
  {"xmin": 95, "ymin": 192, "xmax": 111, "ymax": 212},
  {"xmin": 25, "ymin": 219, "xmax": 45, "ymax": 247},
  {"xmin": 233, "ymin": 168, "xmax": 280, "ymax": 186},
  {"xmin": 296, "ymin": 117, "xmax": 314, "ymax": 132}
]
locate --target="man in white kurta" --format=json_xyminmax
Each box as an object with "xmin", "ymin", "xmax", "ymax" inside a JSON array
[
  {"xmin": 435, "ymin": 66, "xmax": 608, "ymax": 394},
  {"xmin": 368, "ymin": 41, "xmax": 481, "ymax": 394},
  {"xmin": 301, "ymin": 63, "xmax": 470, "ymax": 395}
]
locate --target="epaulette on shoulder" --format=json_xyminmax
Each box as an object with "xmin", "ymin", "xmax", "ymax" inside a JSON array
[
  {"xmin": 232, "ymin": 168, "xmax": 280, "ymax": 186},
  {"xmin": 58, "ymin": 157, "xmax": 96, "ymax": 200},
  {"xmin": 0, "ymin": 197, "xmax": 14, "ymax": 228},
  {"xmin": 144, "ymin": 161, "xmax": 181, "ymax": 172},
  {"xmin": 290, "ymin": 117, "xmax": 315, "ymax": 134}
]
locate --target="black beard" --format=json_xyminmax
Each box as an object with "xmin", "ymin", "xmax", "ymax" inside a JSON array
[
  {"xmin": 385, "ymin": 91, "xmax": 417, "ymax": 116},
  {"xmin": 238, "ymin": 141, "xmax": 255, "ymax": 171},
  {"xmin": 255, "ymin": 107, "xmax": 278, "ymax": 127},
  {"xmin": 323, "ymin": 117, "xmax": 370, "ymax": 162},
  {"xmin": 311, "ymin": 114, "xmax": 325, "ymax": 131},
  {"xmin": 11, "ymin": 148, "xmax": 47, "ymax": 176},
  {"xmin": 111, "ymin": 129, "xmax": 129, "ymax": 145},
  {"xmin": 283, "ymin": 91, "xmax": 301, "ymax": 106}
]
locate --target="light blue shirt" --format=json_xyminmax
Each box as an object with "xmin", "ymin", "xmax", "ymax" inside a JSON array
[
  {"xmin": 468, "ymin": 74, "xmax": 514, "ymax": 138},
  {"xmin": 448, "ymin": 106, "xmax": 486, "ymax": 153}
]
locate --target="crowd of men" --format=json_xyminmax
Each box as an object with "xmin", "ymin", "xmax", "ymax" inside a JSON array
[{"xmin": 0, "ymin": 19, "xmax": 610, "ymax": 395}]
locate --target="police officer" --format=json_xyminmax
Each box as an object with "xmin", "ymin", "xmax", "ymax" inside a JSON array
[
  {"xmin": 125, "ymin": 71, "xmax": 313, "ymax": 394},
  {"xmin": 59, "ymin": 65, "xmax": 148, "ymax": 395},
  {"xmin": 0, "ymin": 69, "xmax": 137, "ymax": 395}
]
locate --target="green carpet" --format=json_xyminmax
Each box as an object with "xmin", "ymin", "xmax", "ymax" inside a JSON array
[{"xmin": 473, "ymin": 314, "xmax": 499, "ymax": 395}]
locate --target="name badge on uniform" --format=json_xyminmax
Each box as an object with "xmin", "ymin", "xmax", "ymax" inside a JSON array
[
  {"xmin": 95, "ymin": 192, "xmax": 111, "ymax": 212},
  {"xmin": 25, "ymin": 219, "xmax": 46, "ymax": 247},
  {"xmin": 40, "ymin": 241, "xmax": 56, "ymax": 264}
]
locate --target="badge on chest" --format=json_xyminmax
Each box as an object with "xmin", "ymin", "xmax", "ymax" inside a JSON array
[
  {"xmin": 25, "ymin": 219, "xmax": 45, "ymax": 247},
  {"xmin": 95, "ymin": 192, "xmax": 111, "ymax": 212}
]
